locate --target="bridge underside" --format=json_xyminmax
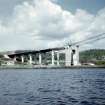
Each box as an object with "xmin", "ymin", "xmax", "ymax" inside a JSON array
[{"xmin": 6, "ymin": 46, "xmax": 80, "ymax": 67}]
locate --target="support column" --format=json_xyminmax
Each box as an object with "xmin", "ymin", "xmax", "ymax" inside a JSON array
[
  {"xmin": 34, "ymin": 54, "xmax": 36, "ymax": 64},
  {"xmin": 65, "ymin": 47, "xmax": 72, "ymax": 66},
  {"xmin": 13, "ymin": 56, "xmax": 17, "ymax": 62},
  {"xmin": 39, "ymin": 53, "xmax": 42, "ymax": 65},
  {"xmin": 29, "ymin": 54, "xmax": 32, "ymax": 64},
  {"xmin": 57, "ymin": 51, "xmax": 60, "ymax": 66},
  {"xmin": 51, "ymin": 50, "xmax": 55, "ymax": 66},
  {"xmin": 76, "ymin": 45, "xmax": 79, "ymax": 65},
  {"xmin": 21, "ymin": 55, "xmax": 24, "ymax": 63},
  {"xmin": 73, "ymin": 45, "xmax": 79, "ymax": 66}
]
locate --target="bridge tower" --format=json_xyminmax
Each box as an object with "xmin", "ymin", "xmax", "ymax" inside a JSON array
[
  {"xmin": 65, "ymin": 46, "xmax": 72, "ymax": 66},
  {"xmin": 65, "ymin": 45, "xmax": 79, "ymax": 66}
]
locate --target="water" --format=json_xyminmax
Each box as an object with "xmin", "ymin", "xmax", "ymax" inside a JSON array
[{"xmin": 0, "ymin": 68, "xmax": 105, "ymax": 105}]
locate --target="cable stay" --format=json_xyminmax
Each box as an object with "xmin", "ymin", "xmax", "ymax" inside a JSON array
[
  {"xmin": 67, "ymin": 32, "xmax": 105, "ymax": 47},
  {"xmin": 78, "ymin": 35, "xmax": 105, "ymax": 46}
]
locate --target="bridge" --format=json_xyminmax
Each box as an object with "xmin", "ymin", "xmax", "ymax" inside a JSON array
[
  {"xmin": 5, "ymin": 46, "xmax": 79, "ymax": 66},
  {"xmin": 2, "ymin": 33, "xmax": 105, "ymax": 67}
]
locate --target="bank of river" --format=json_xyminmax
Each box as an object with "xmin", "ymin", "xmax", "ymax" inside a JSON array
[{"xmin": 0, "ymin": 65, "xmax": 105, "ymax": 69}]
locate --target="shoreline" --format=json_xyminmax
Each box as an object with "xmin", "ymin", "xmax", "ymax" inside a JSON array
[{"xmin": 0, "ymin": 65, "xmax": 105, "ymax": 69}]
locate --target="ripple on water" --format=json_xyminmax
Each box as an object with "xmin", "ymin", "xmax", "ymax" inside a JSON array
[
  {"xmin": 26, "ymin": 95, "xmax": 37, "ymax": 101},
  {"xmin": 80, "ymin": 100, "xmax": 102, "ymax": 105},
  {"xmin": 89, "ymin": 97, "xmax": 105, "ymax": 105},
  {"xmin": 3, "ymin": 92, "xmax": 25, "ymax": 97},
  {"xmin": 68, "ymin": 97, "xmax": 78, "ymax": 103},
  {"xmin": 0, "ymin": 69, "xmax": 105, "ymax": 105},
  {"xmin": 38, "ymin": 87, "xmax": 61, "ymax": 93}
]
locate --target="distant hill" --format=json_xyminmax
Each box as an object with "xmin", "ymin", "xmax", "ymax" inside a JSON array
[{"xmin": 80, "ymin": 49, "xmax": 105, "ymax": 65}]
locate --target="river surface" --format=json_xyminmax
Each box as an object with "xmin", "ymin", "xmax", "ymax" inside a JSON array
[{"xmin": 0, "ymin": 68, "xmax": 105, "ymax": 105}]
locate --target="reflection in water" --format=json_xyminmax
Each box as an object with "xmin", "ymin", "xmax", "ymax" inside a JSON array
[{"xmin": 0, "ymin": 69, "xmax": 105, "ymax": 105}]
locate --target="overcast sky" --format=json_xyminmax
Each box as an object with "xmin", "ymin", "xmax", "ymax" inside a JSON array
[{"xmin": 0, "ymin": 0, "xmax": 105, "ymax": 51}]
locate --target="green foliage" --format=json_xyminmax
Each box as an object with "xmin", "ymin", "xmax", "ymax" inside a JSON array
[
  {"xmin": 95, "ymin": 61, "xmax": 105, "ymax": 65},
  {"xmin": 80, "ymin": 49, "xmax": 105, "ymax": 65}
]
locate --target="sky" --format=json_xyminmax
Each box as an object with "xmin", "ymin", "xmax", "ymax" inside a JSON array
[{"xmin": 0, "ymin": 0, "xmax": 105, "ymax": 51}]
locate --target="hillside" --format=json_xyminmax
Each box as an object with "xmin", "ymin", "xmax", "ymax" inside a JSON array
[{"xmin": 80, "ymin": 49, "xmax": 105, "ymax": 65}]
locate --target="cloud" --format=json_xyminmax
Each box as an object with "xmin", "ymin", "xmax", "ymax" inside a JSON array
[{"xmin": 0, "ymin": 0, "xmax": 105, "ymax": 51}]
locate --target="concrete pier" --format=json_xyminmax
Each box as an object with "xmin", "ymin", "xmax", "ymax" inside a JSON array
[
  {"xmin": 65, "ymin": 47, "xmax": 72, "ymax": 66},
  {"xmin": 73, "ymin": 46, "xmax": 79, "ymax": 66},
  {"xmin": 39, "ymin": 53, "xmax": 42, "ymax": 65},
  {"xmin": 57, "ymin": 51, "xmax": 60, "ymax": 66},
  {"xmin": 51, "ymin": 50, "xmax": 55, "ymax": 66},
  {"xmin": 13, "ymin": 56, "xmax": 17, "ymax": 62},
  {"xmin": 21, "ymin": 55, "xmax": 24, "ymax": 63},
  {"xmin": 29, "ymin": 54, "xmax": 32, "ymax": 64}
]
